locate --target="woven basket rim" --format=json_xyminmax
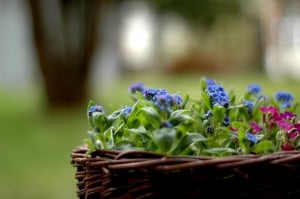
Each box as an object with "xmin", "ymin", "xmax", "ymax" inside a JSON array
[{"xmin": 71, "ymin": 145, "xmax": 300, "ymax": 171}]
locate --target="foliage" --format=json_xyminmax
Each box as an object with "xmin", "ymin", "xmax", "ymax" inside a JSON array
[
  {"xmin": 151, "ymin": 0, "xmax": 242, "ymax": 27},
  {"xmin": 84, "ymin": 77, "xmax": 300, "ymax": 156}
]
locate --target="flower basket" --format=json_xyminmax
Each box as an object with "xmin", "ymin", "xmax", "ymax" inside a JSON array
[
  {"xmin": 71, "ymin": 146, "xmax": 300, "ymax": 199},
  {"xmin": 71, "ymin": 78, "xmax": 300, "ymax": 198}
]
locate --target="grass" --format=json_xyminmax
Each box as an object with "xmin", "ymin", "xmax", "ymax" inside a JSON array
[
  {"xmin": 1, "ymin": 72, "xmax": 300, "ymax": 198},
  {"xmin": 0, "ymin": 90, "xmax": 87, "ymax": 198}
]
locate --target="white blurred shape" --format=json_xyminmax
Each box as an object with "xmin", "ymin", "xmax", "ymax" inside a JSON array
[
  {"xmin": 0, "ymin": 0, "xmax": 37, "ymax": 89},
  {"xmin": 119, "ymin": 0, "xmax": 156, "ymax": 70},
  {"xmin": 263, "ymin": 0, "xmax": 300, "ymax": 80}
]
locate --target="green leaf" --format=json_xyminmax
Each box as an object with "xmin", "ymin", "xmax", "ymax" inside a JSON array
[
  {"xmin": 186, "ymin": 132, "xmax": 207, "ymax": 143},
  {"xmin": 200, "ymin": 77, "xmax": 208, "ymax": 91},
  {"xmin": 95, "ymin": 139, "xmax": 104, "ymax": 149},
  {"xmin": 123, "ymin": 126, "xmax": 151, "ymax": 147},
  {"xmin": 137, "ymin": 106, "xmax": 161, "ymax": 129},
  {"xmin": 114, "ymin": 140, "xmax": 137, "ymax": 151},
  {"xmin": 87, "ymin": 130, "xmax": 97, "ymax": 147},
  {"xmin": 104, "ymin": 128, "xmax": 114, "ymax": 149},
  {"xmin": 212, "ymin": 104, "xmax": 226, "ymax": 125},
  {"xmin": 237, "ymin": 129, "xmax": 249, "ymax": 154},
  {"xmin": 153, "ymin": 128, "xmax": 177, "ymax": 154},
  {"xmin": 124, "ymin": 126, "xmax": 150, "ymax": 138},
  {"xmin": 126, "ymin": 100, "xmax": 143, "ymax": 128},
  {"xmin": 107, "ymin": 109, "xmax": 123, "ymax": 121},
  {"xmin": 171, "ymin": 132, "xmax": 207, "ymax": 155},
  {"xmin": 181, "ymin": 94, "xmax": 190, "ymax": 109},
  {"xmin": 169, "ymin": 110, "xmax": 194, "ymax": 125},
  {"xmin": 228, "ymin": 89, "xmax": 236, "ymax": 105},
  {"xmin": 92, "ymin": 112, "xmax": 108, "ymax": 132},
  {"xmin": 87, "ymin": 100, "xmax": 95, "ymax": 111},
  {"xmin": 201, "ymin": 92, "xmax": 212, "ymax": 110},
  {"xmin": 231, "ymin": 121, "xmax": 249, "ymax": 130},
  {"xmin": 140, "ymin": 106, "xmax": 160, "ymax": 118},
  {"xmin": 212, "ymin": 127, "xmax": 236, "ymax": 146},
  {"xmin": 203, "ymin": 147, "xmax": 238, "ymax": 156},
  {"xmin": 250, "ymin": 140, "xmax": 275, "ymax": 154},
  {"xmin": 95, "ymin": 131, "xmax": 107, "ymax": 149},
  {"xmin": 83, "ymin": 139, "xmax": 95, "ymax": 155}
]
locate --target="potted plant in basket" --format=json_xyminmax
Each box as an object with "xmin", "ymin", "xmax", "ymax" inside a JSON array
[{"xmin": 71, "ymin": 77, "xmax": 300, "ymax": 199}]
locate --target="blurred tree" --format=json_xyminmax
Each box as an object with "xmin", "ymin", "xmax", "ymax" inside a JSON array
[
  {"xmin": 151, "ymin": 0, "xmax": 263, "ymax": 73},
  {"xmin": 27, "ymin": 0, "xmax": 104, "ymax": 108},
  {"xmin": 152, "ymin": 0, "xmax": 242, "ymax": 27}
]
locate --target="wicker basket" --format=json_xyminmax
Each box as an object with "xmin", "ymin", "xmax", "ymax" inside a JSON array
[{"xmin": 71, "ymin": 145, "xmax": 300, "ymax": 199}]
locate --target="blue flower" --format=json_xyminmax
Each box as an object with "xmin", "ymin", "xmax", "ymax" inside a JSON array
[
  {"xmin": 143, "ymin": 88, "xmax": 168, "ymax": 101},
  {"xmin": 142, "ymin": 88, "xmax": 183, "ymax": 112},
  {"xmin": 155, "ymin": 93, "xmax": 179, "ymax": 112},
  {"xmin": 88, "ymin": 105, "xmax": 104, "ymax": 116},
  {"xmin": 156, "ymin": 93, "xmax": 172, "ymax": 109},
  {"xmin": 87, "ymin": 105, "xmax": 106, "ymax": 129},
  {"xmin": 247, "ymin": 84, "xmax": 261, "ymax": 95},
  {"xmin": 275, "ymin": 91, "xmax": 294, "ymax": 108},
  {"xmin": 245, "ymin": 132, "xmax": 258, "ymax": 145},
  {"xmin": 206, "ymin": 84, "xmax": 229, "ymax": 108},
  {"xmin": 121, "ymin": 106, "xmax": 132, "ymax": 117},
  {"xmin": 243, "ymin": 100, "xmax": 254, "ymax": 114},
  {"xmin": 203, "ymin": 110, "xmax": 213, "ymax": 119},
  {"xmin": 206, "ymin": 79, "xmax": 216, "ymax": 86},
  {"xmin": 223, "ymin": 116, "xmax": 230, "ymax": 126},
  {"xmin": 173, "ymin": 94, "xmax": 183, "ymax": 105},
  {"xmin": 129, "ymin": 82, "xmax": 146, "ymax": 94}
]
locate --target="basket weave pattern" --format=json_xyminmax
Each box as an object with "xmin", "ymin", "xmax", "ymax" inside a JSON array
[{"xmin": 71, "ymin": 146, "xmax": 300, "ymax": 199}]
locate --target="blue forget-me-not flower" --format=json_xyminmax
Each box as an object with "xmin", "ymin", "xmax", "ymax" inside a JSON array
[{"xmin": 275, "ymin": 91, "xmax": 294, "ymax": 109}]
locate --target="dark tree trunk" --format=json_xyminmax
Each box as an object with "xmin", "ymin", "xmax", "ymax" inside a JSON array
[{"xmin": 27, "ymin": 0, "xmax": 103, "ymax": 108}]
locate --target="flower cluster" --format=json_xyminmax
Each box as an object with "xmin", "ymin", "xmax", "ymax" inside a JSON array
[
  {"xmin": 130, "ymin": 84, "xmax": 183, "ymax": 112},
  {"xmin": 275, "ymin": 91, "xmax": 294, "ymax": 108},
  {"xmin": 205, "ymin": 79, "xmax": 229, "ymax": 108},
  {"xmin": 84, "ymin": 77, "xmax": 300, "ymax": 156}
]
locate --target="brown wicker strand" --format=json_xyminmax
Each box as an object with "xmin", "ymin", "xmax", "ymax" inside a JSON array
[{"xmin": 71, "ymin": 147, "xmax": 300, "ymax": 199}]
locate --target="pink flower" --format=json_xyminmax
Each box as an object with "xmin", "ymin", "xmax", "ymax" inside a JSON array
[
  {"xmin": 260, "ymin": 106, "xmax": 280, "ymax": 130},
  {"xmin": 288, "ymin": 123, "xmax": 300, "ymax": 139},
  {"xmin": 250, "ymin": 121, "xmax": 262, "ymax": 134},
  {"xmin": 260, "ymin": 106, "xmax": 282, "ymax": 125},
  {"xmin": 281, "ymin": 111, "xmax": 296, "ymax": 121},
  {"xmin": 294, "ymin": 123, "xmax": 300, "ymax": 132},
  {"xmin": 281, "ymin": 143, "xmax": 295, "ymax": 151},
  {"xmin": 260, "ymin": 106, "xmax": 280, "ymax": 119},
  {"xmin": 277, "ymin": 120, "xmax": 293, "ymax": 132},
  {"xmin": 288, "ymin": 131, "xmax": 298, "ymax": 140}
]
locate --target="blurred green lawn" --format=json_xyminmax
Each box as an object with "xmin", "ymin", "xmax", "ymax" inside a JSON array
[{"xmin": 1, "ymin": 72, "xmax": 300, "ymax": 199}]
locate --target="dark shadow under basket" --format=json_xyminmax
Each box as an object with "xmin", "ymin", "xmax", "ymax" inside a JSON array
[{"xmin": 71, "ymin": 146, "xmax": 300, "ymax": 199}]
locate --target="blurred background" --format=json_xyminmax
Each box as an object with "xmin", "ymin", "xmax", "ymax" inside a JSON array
[{"xmin": 1, "ymin": 0, "xmax": 300, "ymax": 198}]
